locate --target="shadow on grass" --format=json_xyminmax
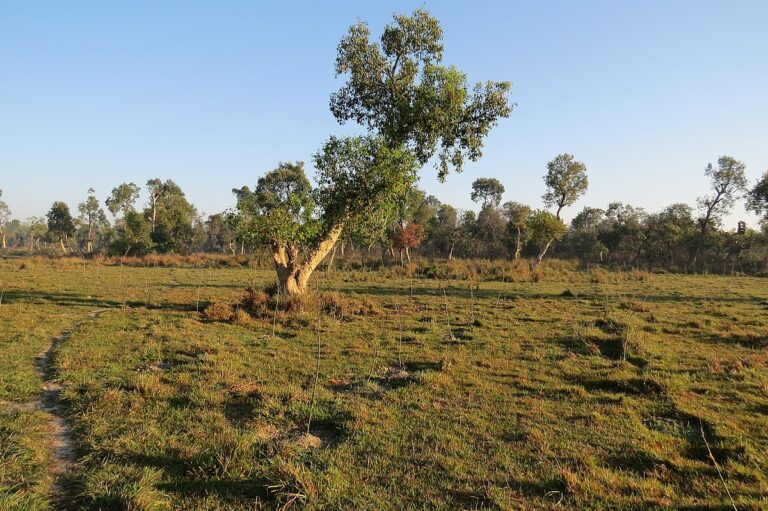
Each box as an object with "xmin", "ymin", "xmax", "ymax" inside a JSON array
[{"xmin": 2, "ymin": 289, "xmax": 199, "ymax": 313}]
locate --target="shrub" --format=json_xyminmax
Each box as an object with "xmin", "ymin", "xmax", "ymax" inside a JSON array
[{"xmin": 201, "ymin": 302, "xmax": 234, "ymax": 321}]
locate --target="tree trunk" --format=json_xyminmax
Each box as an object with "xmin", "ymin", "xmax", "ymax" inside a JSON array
[
  {"xmin": 531, "ymin": 238, "xmax": 554, "ymax": 271},
  {"xmin": 327, "ymin": 245, "xmax": 337, "ymax": 269},
  {"xmin": 274, "ymin": 221, "xmax": 345, "ymax": 296},
  {"xmin": 1, "ymin": 232, "xmax": 5, "ymax": 249},
  {"xmin": 405, "ymin": 246, "xmax": 411, "ymax": 262},
  {"xmin": 514, "ymin": 227, "xmax": 522, "ymax": 259},
  {"xmin": 448, "ymin": 241, "xmax": 455, "ymax": 260},
  {"xmin": 59, "ymin": 237, "xmax": 68, "ymax": 254}
]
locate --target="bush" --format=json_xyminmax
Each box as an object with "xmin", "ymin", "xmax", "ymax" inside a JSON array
[{"xmin": 201, "ymin": 302, "xmax": 234, "ymax": 321}]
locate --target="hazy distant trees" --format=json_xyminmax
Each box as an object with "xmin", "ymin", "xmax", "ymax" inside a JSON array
[
  {"xmin": 0, "ymin": 189, "xmax": 10, "ymax": 249},
  {"xmin": 106, "ymin": 183, "xmax": 140, "ymax": 218}
]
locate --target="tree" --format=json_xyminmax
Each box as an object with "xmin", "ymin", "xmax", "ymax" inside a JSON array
[
  {"xmin": 694, "ymin": 156, "xmax": 748, "ymax": 265},
  {"xmin": 78, "ymin": 188, "xmax": 107, "ymax": 253},
  {"xmin": 146, "ymin": 178, "xmax": 164, "ymax": 233},
  {"xmin": 0, "ymin": 189, "xmax": 10, "ymax": 249},
  {"xmin": 112, "ymin": 210, "xmax": 152, "ymax": 256},
  {"xmin": 471, "ymin": 178, "xmax": 505, "ymax": 208},
  {"xmin": 392, "ymin": 223, "xmax": 425, "ymax": 263},
  {"xmin": 331, "ymin": 9, "xmax": 512, "ymax": 180},
  {"xmin": 106, "ymin": 182, "xmax": 140, "ymax": 218},
  {"xmin": 527, "ymin": 210, "xmax": 566, "ymax": 268},
  {"xmin": 239, "ymin": 10, "xmax": 512, "ymax": 295},
  {"xmin": 567, "ymin": 206, "xmax": 606, "ymax": 262},
  {"xmin": 205, "ymin": 213, "xmax": 238, "ymax": 254},
  {"xmin": 644, "ymin": 203, "xmax": 696, "ymax": 268},
  {"xmin": 747, "ymin": 170, "xmax": 768, "ymax": 221},
  {"xmin": 46, "ymin": 201, "xmax": 75, "ymax": 253},
  {"xmin": 542, "ymin": 154, "xmax": 588, "ymax": 219},
  {"xmin": 502, "ymin": 201, "xmax": 530, "ymax": 259},
  {"xmin": 426, "ymin": 203, "xmax": 459, "ymax": 259},
  {"xmin": 146, "ymin": 179, "xmax": 197, "ymax": 253}
]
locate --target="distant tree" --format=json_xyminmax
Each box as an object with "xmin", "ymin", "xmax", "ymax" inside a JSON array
[
  {"xmin": 471, "ymin": 178, "xmax": 505, "ymax": 208},
  {"xmin": 644, "ymin": 203, "xmax": 696, "ymax": 268},
  {"xmin": 78, "ymin": 188, "xmax": 108, "ymax": 253},
  {"xmin": 147, "ymin": 179, "xmax": 197, "ymax": 253},
  {"xmin": 542, "ymin": 154, "xmax": 588, "ymax": 219},
  {"xmin": 28, "ymin": 217, "xmax": 48, "ymax": 251},
  {"xmin": 455, "ymin": 210, "xmax": 478, "ymax": 257},
  {"xmin": 46, "ymin": 201, "xmax": 75, "ymax": 253},
  {"xmin": 527, "ymin": 210, "xmax": 566, "ymax": 268},
  {"xmin": 747, "ymin": 170, "xmax": 768, "ymax": 221},
  {"xmin": 392, "ymin": 223, "xmax": 425, "ymax": 263},
  {"xmin": 146, "ymin": 178, "xmax": 164, "ymax": 233},
  {"xmin": 206, "ymin": 213, "xmax": 238, "ymax": 254},
  {"xmin": 568, "ymin": 206, "xmax": 606, "ymax": 262},
  {"xmin": 106, "ymin": 182, "xmax": 140, "ymax": 218},
  {"xmin": 0, "ymin": 189, "xmax": 10, "ymax": 249},
  {"xmin": 475, "ymin": 205, "xmax": 507, "ymax": 257},
  {"xmin": 697, "ymin": 156, "xmax": 748, "ymax": 235},
  {"xmin": 502, "ymin": 201, "xmax": 531, "ymax": 259},
  {"xmin": 429, "ymin": 204, "xmax": 459, "ymax": 259},
  {"xmin": 694, "ymin": 156, "xmax": 748, "ymax": 265},
  {"xmin": 601, "ymin": 202, "xmax": 647, "ymax": 265},
  {"xmin": 112, "ymin": 210, "xmax": 152, "ymax": 256}
]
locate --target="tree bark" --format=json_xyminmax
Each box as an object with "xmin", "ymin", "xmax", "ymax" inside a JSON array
[
  {"xmin": 274, "ymin": 221, "xmax": 345, "ymax": 296},
  {"xmin": 531, "ymin": 238, "xmax": 554, "ymax": 271},
  {"xmin": 514, "ymin": 227, "xmax": 523, "ymax": 259},
  {"xmin": 59, "ymin": 237, "xmax": 68, "ymax": 254}
]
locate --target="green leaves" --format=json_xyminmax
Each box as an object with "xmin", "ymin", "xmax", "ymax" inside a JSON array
[
  {"xmin": 542, "ymin": 154, "xmax": 588, "ymax": 217},
  {"xmin": 331, "ymin": 9, "xmax": 512, "ymax": 180}
]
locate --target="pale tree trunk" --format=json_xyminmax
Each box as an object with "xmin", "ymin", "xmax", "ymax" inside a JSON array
[
  {"xmin": 405, "ymin": 246, "xmax": 411, "ymax": 262},
  {"xmin": 327, "ymin": 245, "xmax": 337, "ymax": 270},
  {"xmin": 273, "ymin": 221, "xmax": 345, "ymax": 296},
  {"xmin": 228, "ymin": 240, "xmax": 236, "ymax": 256},
  {"xmin": 448, "ymin": 241, "xmax": 455, "ymax": 260},
  {"xmin": 1, "ymin": 232, "xmax": 6, "ymax": 249},
  {"xmin": 59, "ymin": 237, "xmax": 69, "ymax": 254},
  {"xmin": 86, "ymin": 221, "xmax": 94, "ymax": 253},
  {"xmin": 514, "ymin": 227, "xmax": 523, "ymax": 259},
  {"xmin": 531, "ymin": 238, "xmax": 554, "ymax": 272}
]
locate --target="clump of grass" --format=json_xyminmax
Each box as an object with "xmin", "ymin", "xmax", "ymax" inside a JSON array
[{"xmin": 201, "ymin": 302, "xmax": 234, "ymax": 321}]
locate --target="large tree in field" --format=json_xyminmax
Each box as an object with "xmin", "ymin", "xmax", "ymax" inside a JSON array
[
  {"xmin": 471, "ymin": 178, "xmax": 505, "ymax": 209},
  {"xmin": 46, "ymin": 201, "xmax": 75, "ymax": 254},
  {"xmin": 146, "ymin": 179, "xmax": 197, "ymax": 253},
  {"xmin": 542, "ymin": 154, "xmax": 588, "ymax": 219},
  {"xmin": 241, "ymin": 10, "xmax": 512, "ymax": 295},
  {"xmin": 0, "ymin": 189, "xmax": 10, "ymax": 249}
]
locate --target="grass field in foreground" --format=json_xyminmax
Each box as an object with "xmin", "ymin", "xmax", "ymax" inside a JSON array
[{"xmin": 1, "ymin": 257, "xmax": 767, "ymax": 510}]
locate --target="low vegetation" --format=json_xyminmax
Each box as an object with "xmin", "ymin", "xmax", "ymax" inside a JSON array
[{"xmin": 1, "ymin": 257, "xmax": 767, "ymax": 509}]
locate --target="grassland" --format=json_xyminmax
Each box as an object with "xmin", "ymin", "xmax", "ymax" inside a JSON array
[{"xmin": 1, "ymin": 256, "xmax": 767, "ymax": 510}]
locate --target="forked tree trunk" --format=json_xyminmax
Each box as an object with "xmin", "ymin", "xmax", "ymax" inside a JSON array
[
  {"xmin": 59, "ymin": 237, "xmax": 68, "ymax": 254},
  {"xmin": 273, "ymin": 221, "xmax": 345, "ymax": 296},
  {"xmin": 514, "ymin": 228, "xmax": 523, "ymax": 259}
]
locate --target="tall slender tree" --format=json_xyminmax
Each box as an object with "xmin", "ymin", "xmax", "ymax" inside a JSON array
[{"xmin": 542, "ymin": 154, "xmax": 588, "ymax": 219}]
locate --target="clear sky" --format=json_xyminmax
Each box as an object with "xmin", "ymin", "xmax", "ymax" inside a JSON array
[{"xmin": 2, "ymin": 1, "xmax": 767, "ymax": 227}]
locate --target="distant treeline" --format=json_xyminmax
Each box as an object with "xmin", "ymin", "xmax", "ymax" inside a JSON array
[{"xmin": 1, "ymin": 155, "xmax": 767, "ymax": 276}]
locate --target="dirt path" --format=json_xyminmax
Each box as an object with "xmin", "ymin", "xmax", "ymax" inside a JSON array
[{"xmin": 35, "ymin": 309, "xmax": 104, "ymax": 509}]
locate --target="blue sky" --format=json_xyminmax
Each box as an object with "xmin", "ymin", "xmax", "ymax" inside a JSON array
[{"xmin": 2, "ymin": 1, "xmax": 767, "ymax": 227}]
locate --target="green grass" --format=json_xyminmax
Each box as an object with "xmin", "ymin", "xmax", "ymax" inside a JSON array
[{"xmin": 1, "ymin": 257, "xmax": 767, "ymax": 509}]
